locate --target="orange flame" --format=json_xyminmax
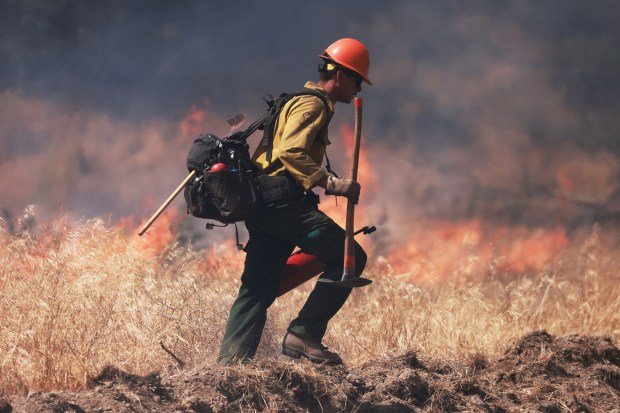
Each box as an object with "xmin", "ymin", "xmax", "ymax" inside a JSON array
[
  {"xmin": 319, "ymin": 124, "xmax": 378, "ymax": 237},
  {"xmin": 197, "ymin": 239, "xmax": 245, "ymax": 279},
  {"xmin": 384, "ymin": 220, "xmax": 568, "ymax": 279},
  {"xmin": 118, "ymin": 208, "xmax": 181, "ymax": 257},
  {"xmin": 499, "ymin": 226, "xmax": 568, "ymax": 273},
  {"xmin": 556, "ymin": 169, "xmax": 574, "ymax": 191},
  {"xmin": 179, "ymin": 100, "xmax": 211, "ymax": 138},
  {"xmin": 340, "ymin": 123, "xmax": 378, "ymax": 194},
  {"xmin": 132, "ymin": 113, "xmax": 571, "ymax": 281}
]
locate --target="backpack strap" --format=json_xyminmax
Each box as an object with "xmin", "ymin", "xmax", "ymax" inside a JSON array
[
  {"xmin": 262, "ymin": 88, "xmax": 330, "ymax": 163},
  {"xmin": 225, "ymin": 88, "xmax": 331, "ymax": 164},
  {"xmin": 262, "ymin": 93, "xmax": 291, "ymax": 163},
  {"xmin": 296, "ymin": 89, "xmax": 338, "ymax": 177}
]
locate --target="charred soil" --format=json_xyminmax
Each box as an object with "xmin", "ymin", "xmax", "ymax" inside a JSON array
[{"xmin": 6, "ymin": 331, "xmax": 619, "ymax": 412}]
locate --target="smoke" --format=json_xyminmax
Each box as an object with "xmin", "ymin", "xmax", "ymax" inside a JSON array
[
  {"xmin": 1, "ymin": 0, "xmax": 620, "ymax": 239},
  {"xmin": 359, "ymin": 1, "xmax": 620, "ymax": 236},
  {"xmin": 0, "ymin": 91, "xmax": 230, "ymax": 219}
]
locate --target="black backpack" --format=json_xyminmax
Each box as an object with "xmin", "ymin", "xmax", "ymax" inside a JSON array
[
  {"xmin": 183, "ymin": 88, "xmax": 329, "ymax": 225},
  {"xmin": 183, "ymin": 132, "xmax": 259, "ymax": 223}
]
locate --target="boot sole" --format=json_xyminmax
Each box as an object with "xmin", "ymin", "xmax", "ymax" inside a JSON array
[{"xmin": 282, "ymin": 346, "xmax": 342, "ymax": 365}]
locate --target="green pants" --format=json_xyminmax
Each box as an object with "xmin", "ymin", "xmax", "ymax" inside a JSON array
[{"xmin": 218, "ymin": 195, "xmax": 367, "ymax": 362}]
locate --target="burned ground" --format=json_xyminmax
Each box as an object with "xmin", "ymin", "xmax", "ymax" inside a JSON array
[{"xmin": 5, "ymin": 331, "xmax": 619, "ymax": 412}]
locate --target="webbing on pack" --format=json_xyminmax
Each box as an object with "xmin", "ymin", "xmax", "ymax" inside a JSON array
[
  {"xmin": 260, "ymin": 88, "xmax": 330, "ymax": 163},
  {"xmin": 226, "ymin": 89, "xmax": 330, "ymax": 165}
]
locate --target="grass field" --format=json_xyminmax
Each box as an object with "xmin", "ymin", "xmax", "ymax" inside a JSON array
[{"xmin": 1, "ymin": 208, "xmax": 618, "ymax": 395}]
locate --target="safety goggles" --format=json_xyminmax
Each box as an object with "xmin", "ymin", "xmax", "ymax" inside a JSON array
[
  {"xmin": 352, "ymin": 73, "xmax": 364, "ymax": 87},
  {"xmin": 319, "ymin": 61, "xmax": 364, "ymax": 87},
  {"xmin": 344, "ymin": 69, "xmax": 364, "ymax": 87}
]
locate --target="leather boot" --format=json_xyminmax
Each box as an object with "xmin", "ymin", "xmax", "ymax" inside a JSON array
[{"xmin": 281, "ymin": 331, "xmax": 343, "ymax": 365}]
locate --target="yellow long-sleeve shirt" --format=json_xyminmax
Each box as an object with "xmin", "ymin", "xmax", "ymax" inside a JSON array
[{"xmin": 252, "ymin": 81, "xmax": 334, "ymax": 190}]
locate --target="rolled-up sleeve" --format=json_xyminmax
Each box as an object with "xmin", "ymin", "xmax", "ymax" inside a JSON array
[{"xmin": 277, "ymin": 98, "xmax": 330, "ymax": 190}]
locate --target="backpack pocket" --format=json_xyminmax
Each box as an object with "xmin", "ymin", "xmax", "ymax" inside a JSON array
[
  {"xmin": 204, "ymin": 169, "xmax": 261, "ymax": 222},
  {"xmin": 184, "ymin": 176, "xmax": 222, "ymax": 220},
  {"xmin": 255, "ymin": 174, "xmax": 305, "ymax": 206}
]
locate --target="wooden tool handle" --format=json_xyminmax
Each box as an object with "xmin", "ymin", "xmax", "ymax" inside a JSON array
[
  {"xmin": 343, "ymin": 98, "xmax": 363, "ymax": 278},
  {"xmin": 138, "ymin": 170, "xmax": 196, "ymax": 236}
]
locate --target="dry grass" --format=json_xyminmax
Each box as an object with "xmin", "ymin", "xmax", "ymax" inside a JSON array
[{"xmin": 0, "ymin": 208, "xmax": 618, "ymax": 395}]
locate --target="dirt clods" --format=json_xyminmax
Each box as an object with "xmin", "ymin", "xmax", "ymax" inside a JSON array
[{"xmin": 6, "ymin": 331, "xmax": 619, "ymax": 412}]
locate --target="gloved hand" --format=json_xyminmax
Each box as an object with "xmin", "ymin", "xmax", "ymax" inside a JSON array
[{"xmin": 325, "ymin": 175, "xmax": 361, "ymax": 204}]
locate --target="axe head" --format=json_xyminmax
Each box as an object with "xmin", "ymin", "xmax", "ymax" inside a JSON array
[{"xmin": 318, "ymin": 277, "xmax": 373, "ymax": 288}]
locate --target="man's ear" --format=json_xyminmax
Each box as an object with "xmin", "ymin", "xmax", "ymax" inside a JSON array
[{"xmin": 335, "ymin": 69, "xmax": 344, "ymax": 85}]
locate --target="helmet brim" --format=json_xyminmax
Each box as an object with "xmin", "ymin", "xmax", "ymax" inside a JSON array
[{"xmin": 319, "ymin": 53, "xmax": 372, "ymax": 85}]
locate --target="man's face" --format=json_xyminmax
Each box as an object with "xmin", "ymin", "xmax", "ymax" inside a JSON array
[{"xmin": 336, "ymin": 69, "xmax": 363, "ymax": 104}]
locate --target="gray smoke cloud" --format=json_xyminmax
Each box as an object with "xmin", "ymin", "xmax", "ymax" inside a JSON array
[{"xmin": 1, "ymin": 0, "xmax": 620, "ymax": 240}]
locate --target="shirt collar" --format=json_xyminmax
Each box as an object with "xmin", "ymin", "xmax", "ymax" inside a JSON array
[{"xmin": 304, "ymin": 81, "xmax": 334, "ymax": 114}]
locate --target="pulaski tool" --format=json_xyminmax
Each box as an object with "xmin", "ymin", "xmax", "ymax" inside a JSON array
[{"xmin": 321, "ymin": 97, "xmax": 373, "ymax": 288}]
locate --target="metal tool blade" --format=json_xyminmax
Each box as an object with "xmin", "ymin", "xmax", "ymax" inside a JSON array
[{"xmin": 318, "ymin": 277, "xmax": 373, "ymax": 288}]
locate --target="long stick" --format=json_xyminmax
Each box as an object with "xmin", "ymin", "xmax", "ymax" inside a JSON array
[
  {"xmin": 138, "ymin": 170, "xmax": 196, "ymax": 236},
  {"xmin": 342, "ymin": 98, "xmax": 363, "ymax": 278},
  {"xmin": 159, "ymin": 340, "xmax": 186, "ymax": 367}
]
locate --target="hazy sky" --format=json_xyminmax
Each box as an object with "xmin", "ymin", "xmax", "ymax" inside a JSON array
[{"xmin": 2, "ymin": 0, "xmax": 620, "ymax": 232}]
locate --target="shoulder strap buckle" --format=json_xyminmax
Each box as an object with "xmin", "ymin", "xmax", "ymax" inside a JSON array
[{"xmin": 262, "ymin": 94, "xmax": 276, "ymax": 109}]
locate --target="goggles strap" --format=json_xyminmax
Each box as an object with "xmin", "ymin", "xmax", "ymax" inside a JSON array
[{"xmin": 318, "ymin": 61, "xmax": 339, "ymax": 74}]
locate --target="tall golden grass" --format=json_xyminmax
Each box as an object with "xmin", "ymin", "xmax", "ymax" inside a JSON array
[{"xmin": 0, "ymin": 210, "xmax": 618, "ymax": 395}]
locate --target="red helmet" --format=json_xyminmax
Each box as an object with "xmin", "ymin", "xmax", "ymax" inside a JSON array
[{"xmin": 320, "ymin": 38, "xmax": 372, "ymax": 85}]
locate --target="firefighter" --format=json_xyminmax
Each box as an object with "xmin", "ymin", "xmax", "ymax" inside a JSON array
[{"xmin": 218, "ymin": 38, "xmax": 372, "ymax": 365}]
